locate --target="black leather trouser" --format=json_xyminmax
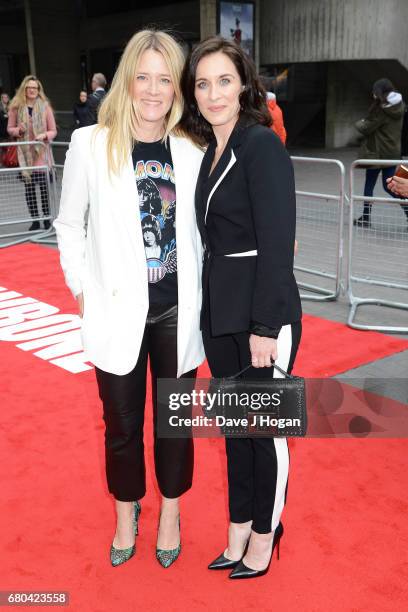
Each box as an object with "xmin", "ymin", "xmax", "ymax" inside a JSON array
[{"xmin": 95, "ymin": 303, "xmax": 197, "ymax": 502}]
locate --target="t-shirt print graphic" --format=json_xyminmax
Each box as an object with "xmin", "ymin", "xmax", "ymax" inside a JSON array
[{"xmin": 135, "ymin": 159, "xmax": 177, "ymax": 285}]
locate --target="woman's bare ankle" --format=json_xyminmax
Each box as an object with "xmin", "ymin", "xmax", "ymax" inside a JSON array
[
  {"xmin": 157, "ymin": 496, "xmax": 180, "ymax": 549},
  {"xmin": 225, "ymin": 520, "xmax": 252, "ymax": 560},
  {"xmin": 242, "ymin": 530, "xmax": 274, "ymax": 570},
  {"xmin": 160, "ymin": 496, "xmax": 180, "ymax": 518},
  {"xmin": 113, "ymin": 500, "xmax": 135, "ymax": 549}
]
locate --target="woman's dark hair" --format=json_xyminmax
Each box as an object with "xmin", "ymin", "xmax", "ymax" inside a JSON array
[
  {"xmin": 179, "ymin": 36, "xmax": 271, "ymax": 145},
  {"xmin": 372, "ymin": 78, "xmax": 396, "ymax": 105},
  {"xmin": 142, "ymin": 214, "xmax": 161, "ymax": 242},
  {"xmin": 136, "ymin": 177, "xmax": 162, "ymax": 216}
]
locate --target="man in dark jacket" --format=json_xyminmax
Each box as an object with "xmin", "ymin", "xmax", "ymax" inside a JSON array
[
  {"xmin": 354, "ymin": 78, "xmax": 406, "ymax": 227},
  {"xmin": 84, "ymin": 73, "xmax": 107, "ymax": 126}
]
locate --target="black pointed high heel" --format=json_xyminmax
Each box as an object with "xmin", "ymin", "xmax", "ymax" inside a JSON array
[
  {"xmin": 229, "ymin": 522, "xmax": 284, "ymax": 580},
  {"xmin": 208, "ymin": 540, "xmax": 249, "ymax": 570}
]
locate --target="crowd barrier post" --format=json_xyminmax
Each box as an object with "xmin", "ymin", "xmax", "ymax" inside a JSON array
[
  {"xmin": 347, "ymin": 159, "xmax": 408, "ymax": 332},
  {"xmin": 0, "ymin": 141, "xmax": 53, "ymax": 248},
  {"xmin": 291, "ymin": 156, "xmax": 346, "ymax": 301}
]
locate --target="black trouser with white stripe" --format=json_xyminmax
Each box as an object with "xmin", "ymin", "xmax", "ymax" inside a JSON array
[{"xmin": 202, "ymin": 311, "xmax": 302, "ymax": 534}]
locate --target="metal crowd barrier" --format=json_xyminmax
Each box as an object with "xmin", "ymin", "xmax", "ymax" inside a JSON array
[
  {"xmin": 348, "ymin": 159, "xmax": 408, "ymax": 332},
  {"xmin": 2, "ymin": 144, "xmax": 407, "ymax": 335},
  {"xmin": 291, "ymin": 156, "xmax": 345, "ymax": 301},
  {"xmin": 51, "ymin": 141, "xmax": 69, "ymax": 210},
  {"xmin": 0, "ymin": 141, "xmax": 54, "ymax": 248},
  {"xmin": 30, "ymin": 141, "xmax": 71, "ymax": 246}
]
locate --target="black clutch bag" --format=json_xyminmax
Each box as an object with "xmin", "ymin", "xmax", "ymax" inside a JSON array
[{"xmin": 205, "ymin": 363, "xmax": 307, "ymax": 437}]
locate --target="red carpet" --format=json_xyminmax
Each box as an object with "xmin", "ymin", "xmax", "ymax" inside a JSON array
[{"xmin": 1, "ymin": 244, "xmax": 408, "ymax": 611}]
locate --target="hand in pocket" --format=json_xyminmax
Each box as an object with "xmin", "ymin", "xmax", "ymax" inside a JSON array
[{"xmin": 76, "ymin": 292, "xmax": 84, "ymax": 318}]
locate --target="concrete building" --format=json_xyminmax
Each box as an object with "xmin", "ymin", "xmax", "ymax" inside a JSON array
[
  {"xmin": 260, "ymin": 0, "xmax": 408, "ymax": 147},
  {"xmin": 1, "ymin": 0, "xmax": 407, "ymax": 147}
]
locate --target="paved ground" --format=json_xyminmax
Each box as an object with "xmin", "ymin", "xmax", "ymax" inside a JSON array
[{"xmin": 1, "ymin": 147, "xmax": 407, "ymax": 400}]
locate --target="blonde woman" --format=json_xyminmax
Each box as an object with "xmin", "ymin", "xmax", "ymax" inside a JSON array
[
  {"xmin": 7, "ymin": 75, "xmax": 56, "ymax": 231},
  {"xmin": 54, "ymin": 30, "xmax": 205, "ymax": 568}
]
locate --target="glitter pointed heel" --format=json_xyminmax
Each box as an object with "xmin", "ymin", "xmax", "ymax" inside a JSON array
[
  {"xmin": 110, "ymin": 500, "xmax": 141, "ymax": 567},
  {"xmin": 156, "ymin": 515, "xmax": 181, "ymax": 568}
]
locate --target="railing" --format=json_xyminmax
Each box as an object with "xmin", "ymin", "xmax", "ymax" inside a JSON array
[
  {"xmin": 291, "ymin": 156, "xmax": 345, "ymax": 301},
  {"xmin": 1, "ymin": 144, "xmax": 407, "ymax": 334},
  {"xmin": 347, "ymin": 159, "xmax": 408, "ymax": 333},
  {"xmin": 0, "ymin": 141, "xmax": 54, "ymax": 247}
]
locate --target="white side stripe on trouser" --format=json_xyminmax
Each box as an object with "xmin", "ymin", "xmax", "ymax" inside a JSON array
[{"xmin": 271, "ymin": 324, "xmax": 292, "ymax": 532}]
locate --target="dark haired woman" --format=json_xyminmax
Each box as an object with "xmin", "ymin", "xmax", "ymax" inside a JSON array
[
  {"xmin": 73, "ymin": 90, "xmax": 89, "ymax": 129},
  {"xmin": 354, "ymin": 78, "xmax": 407, "ymax": 228},
  {"xmin": 0, "ymin": 92, "xmax": 10, "ymax": 166},
  {"xmin": 180, "ymin": 37, "xmax": 302, "ymax": 579}
]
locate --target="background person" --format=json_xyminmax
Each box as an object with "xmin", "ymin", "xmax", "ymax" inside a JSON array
[
  {"xmin": 266, "ymin": 91, "xmax": 286, "ymax": 145},
  {"xmin": 73, "ymin": 90, "xmax": 88, "ymax": 128},
  {"xmin": 0, "ymin": 92, "xmax": 10, "ymax": 166},
  {"xmin": 7, "ymin": 75, "xmax": 56, "ymax": 231},
  {"xmin": 354, "ymin": 78, "xmax": 406, "ymax": 228},
  {"xmin": 181, "ymin": 36, "xmax": 302, "ymax": 580},
  {"xmin": 84, "ymin": 72, "xmax": 107, "ymax": 125}
]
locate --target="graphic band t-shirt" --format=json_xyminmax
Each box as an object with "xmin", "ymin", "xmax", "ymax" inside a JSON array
[{"xmin": 132, "ymin": 138, "xmax": 177, "ymax": 304}]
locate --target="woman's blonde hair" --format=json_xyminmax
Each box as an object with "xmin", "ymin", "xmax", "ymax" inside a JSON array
[
  {"xmin": 97, "ymin": 29, "xmax": 186, "ymax": 176},
  {"xmin": 9, "ymin": 75, "xmax": 50, "ymax": 110}
]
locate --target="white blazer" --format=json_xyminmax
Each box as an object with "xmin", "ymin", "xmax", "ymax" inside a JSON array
[{"xmin": 54, "ymin": 125, "xmax": 205, "ymax": 376}]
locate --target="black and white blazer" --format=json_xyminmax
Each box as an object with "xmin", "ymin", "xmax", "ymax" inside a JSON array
[{"xmin": 195, "ymin": 116, "xmax": 302, "ymax": 337}]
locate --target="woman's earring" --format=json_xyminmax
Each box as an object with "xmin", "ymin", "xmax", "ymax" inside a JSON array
[{"xmin": 197, "ymin": 108, "xmax": 201, "ymax": 117}]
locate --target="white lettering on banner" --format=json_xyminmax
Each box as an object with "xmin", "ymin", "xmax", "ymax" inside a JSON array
[
  {"xmin": 0, "ymin": 297, "xmax": 38, "ymax": 309},
  {"xmin": 0, "ymin": 315, "xmax": 80, "ymax": 341},
  {"xmin": 0, "ymin": 291, "xmax": 25, "ymax": 301},
  {"xmin": 0, "ymin": 301, "xmax": 59, "ymax": 328},
  {"xmin": 0, "ymin": 286, "xmax": 92, "ymax": 373}
]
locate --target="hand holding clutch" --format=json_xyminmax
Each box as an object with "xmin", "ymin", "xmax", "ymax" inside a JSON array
[{"xmin": 249, "ymin": 334, "xmax": 278, "ymax": 368}]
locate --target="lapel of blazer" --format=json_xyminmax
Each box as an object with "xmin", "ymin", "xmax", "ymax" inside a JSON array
[
  {"xmin": 195, "ymin": 141, "xmax": 213, "ymax": 240},
  {"xmin": 169, "ymin": 135, "xmax": 188, "ymax": 254},
  {"xmin": 205, "ymin": 149, "xmax": 237, "ymax": 223},
  {"xmin": 169, "ymin": 134, "xmax": 203, "ymax": 271},
  {"xmin": 203, "ymin": 117, "xmax": 254, "ymax": 224}
]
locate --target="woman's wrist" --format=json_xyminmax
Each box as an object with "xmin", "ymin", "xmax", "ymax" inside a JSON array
[{"xmin": 249, "ymin": 321, "xmax": 281, "ymax": 339}]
